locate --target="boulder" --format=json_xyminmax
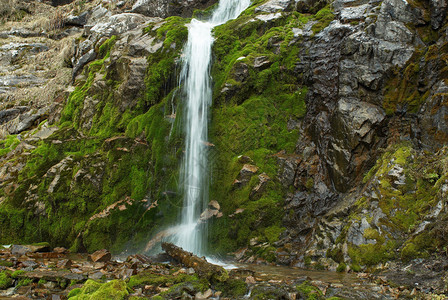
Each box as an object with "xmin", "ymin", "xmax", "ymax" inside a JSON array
[
  {"xmin": 89, "ymin": 13, "xmax": 149, "ymax": 40},
  {"xmin": 11, "ymin": 244, "xmax": 51, "ymax": 255}
]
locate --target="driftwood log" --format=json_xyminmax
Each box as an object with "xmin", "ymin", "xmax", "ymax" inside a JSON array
[{"xmin": 162, "ymin": 242, "xmax": 228, "ymax": 282}]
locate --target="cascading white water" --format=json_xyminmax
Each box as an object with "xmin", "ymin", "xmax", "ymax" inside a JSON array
[{"xmin": 174, "ymin": 0, "xmax": 251, "ymax": 255}]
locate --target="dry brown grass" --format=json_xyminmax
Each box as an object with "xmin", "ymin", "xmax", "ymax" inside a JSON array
[
  {"xmin": 0, "ymin": 0, "xmax": 29, "ymax": 23},
  {"xmin": 48, "ymin": 8, "xmax": 65, "ymax": 31}
]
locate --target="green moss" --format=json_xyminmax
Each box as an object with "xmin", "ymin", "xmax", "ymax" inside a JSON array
[
  {"xmin": 0, "ymin": 260, "xmax": 13, "ymax": 267},
  {"xmin": 0, "ymin": 271, "xmax": 12, "ymax": 289},
  {"xmin": 143, "ymin": 17, "xmax": 188, "ymax": 107},
  {"xmin": 336, "ymin": 262, "xmax": 346, "ymax": 273},
  {"xmin": 214, "ymin": 279, "xmax": 247, "ymax": 297},
  {"xmin": 326, "ymin": 247, "xmax": 343, "ymax": 263},
  {"xmin": 264, "ymin": 225, "xmax": 285, "ymax": 244},
  {"xmin": 400, "ymin": 232, "xmax": 434, "ymax": 261},
  {"xmin": 0, "ymin": 135, "xmax": 20, "ymax": 157},
  {"xmin": 349, "ymin": 263, "xmax": 362, "ymax": 272},
  {"xmin": 68, "ymin": 288, "xmax": 82, "ymax": 298},
  {"xmin": 68, "ymin": 279, "xmax": 128, "ymax": 300},
  {"xmin": 296, "ymin": 281, "xmax": 323, "ymax": 300},
  {"xmin": 98, "ymin": 36, "xmax": 117, "ymax": 59},
  {"xmin": 349, "ymin": 142, "xmax": 446, "ymax": 265},
  {"xmin": 16, "ymin": 278, "xmax": 33, "ymax": 287},
  {"xmin": 11, "ymin": 270, "xmax": 25, "ymax": 278},
  {"xmin": 348, "ymin": 240, "xmax": 396, "ymax": 267},
  {"xmin": 311, "ymin": 6, "xmax": 334, "ymax": 34},
  {"xmin": 383, "ymin": 51, "xmax": 426, "ymax": 115}
]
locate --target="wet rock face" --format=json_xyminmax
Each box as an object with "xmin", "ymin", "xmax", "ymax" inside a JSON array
[
  {"xmin": 50, "ymin": 0, "xmax": 74, "ymax": 6},
  {"xmin": 131, "ymin": 0, "xmax": 218, "ymax": 18},
  {"xmin": 419, "ymin": 80, "xmax": 448, "ymax": 148},
  {"xmin": 430, "ymin": 0, "xmax": 448, "ymax": 29},
  {"xmin": 295, "ymin": 0, "xmax": 421, "ymax": 193}
]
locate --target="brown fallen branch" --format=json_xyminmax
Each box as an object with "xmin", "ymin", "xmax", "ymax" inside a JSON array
[{"xmin": 161, "ymin": 242, "xmax": 228, "ymax": 282}]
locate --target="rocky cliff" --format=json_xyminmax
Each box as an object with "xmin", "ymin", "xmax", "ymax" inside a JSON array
[{"xmin": 1, "ymin": 0, "xmax": 448, "ymax": 279}]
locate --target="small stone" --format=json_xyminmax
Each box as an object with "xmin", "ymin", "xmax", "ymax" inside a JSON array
[
  {"xmin": 234, "ymin": 247, "xmax": 248, "ymax": 260},
  {"xmin": 90, "ymin": 249, "xmax": 111, "ymax": 262},
  {"xmin": 157, "ymin": 287, "xmax": 169, "ymax": 293},
  {"xmin": 208, "ymin": 200, "xmax": 220, "ymax": 211},
  {"xmin": 121, "ymin": 268, "xmax": 135, "ymax": 280},
  {"xmin": 63, "ymin": 273, "xmax": 85, "ymax": 281},
  {"xmin": 195, "ymin": 288, "xmax": 212, "ymax": 299},
  {"xmin": 187, "ymin": 267, "xmax": 195, "ymax": 274},
  {"xmin": 241, "ymin": 164, "xmax": 259, "ymax": 175},
  {"xmin": 253, "ymin": 56, "xmax": 272, "ymax": 70},
  {"xmin": 250, "ymin": 237, "xmax": 259, "ymax": 246},
  {"xmin": 22, "ymin": 260, "xmax": 38, "ymax": 269},
  {"xmin": 88, "ymin": 271, "xmax": 104, "ymax": 280},
  {"xmin": 214, "ymin": 291, "xmax": 222, "ymax": 297},
  {"xmin": 57, "ymin": 259, "xmax": 72, "ymax": 269},
  {"xmin": 44, "ymin": 281, "xmax": 57, "ymax": 289},
  {"xmin": 245, "ymin": 276, "xmax": 256, "ymax": 284},
  {"xmin": 238, "ymin": 155, "xmax": 252, "ymax": 163}
]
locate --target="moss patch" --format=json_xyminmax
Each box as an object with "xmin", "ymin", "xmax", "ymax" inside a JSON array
[{"xmin": 68, "ymin": 279, "xmax": 128, "ymax": 300}]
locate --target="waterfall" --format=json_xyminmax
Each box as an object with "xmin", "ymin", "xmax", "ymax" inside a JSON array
[{"xmin": 173, "ymin": 0, "xmax": 251, "ymax": 255}]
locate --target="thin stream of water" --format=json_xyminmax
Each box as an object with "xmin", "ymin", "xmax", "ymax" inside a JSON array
[{"xmin": 173, "ymin": 0, "xmax": 251, "ymax": 255}]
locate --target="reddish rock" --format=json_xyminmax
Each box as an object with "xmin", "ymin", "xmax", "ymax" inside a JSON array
[
  {"xmin": 56, "ymin": 259, "xmax": 72, "ymax": 269},
  {"xmin": 53, "ymin": 247, "xmax": 68, "ymax": 254},
  {"xmin": 90, "ymin": 249, "xmax": 111, "ymax": 263}
]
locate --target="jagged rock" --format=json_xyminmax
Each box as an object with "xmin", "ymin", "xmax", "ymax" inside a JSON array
[
  {"xmin": 255, "ymin": 0, "xmax": 296, "ymax": 13},
  {"xmin": 296, "ymin": 0, "xmax": 329, "ymax": 13},
  {"xmin": 0, "ymin": 75, "xmax": 46, "ymax": 94},
  {"xmin": 346, "ymin": 217, "xmax": 374, "ymax": 246},
  {"xmin": 232, "ymin": 62, "xmax": 249, "ymax": 81},
  {"xmin": 253, "ymin": 56, "xmax": 272, "ymax": 70},
  {"xmin": 85, "ymin": 5, "xmax": 111, "ymax": 27},
  {"xmin": 387, "ymin": 165, "xmax": 406, "ymax": 186},
  {"xmin": 72, "ymin": 49, "xmax": 96, "ymax": 80},
  {"xmin": 128, "ymin": 34, "xmax": 164, "ymax": 57},
  {"xmin": 255, "ymin": 13, "xmax": 283, "ymax": 22},
  {"xmin": 90, "ymin": 249, "xmax": 111, "ymax": 263},
  {"xmin": 233, "ymin": 164, "xmax": 259, "ymax": 188},
  {"xmin": 337, "ymin": 4, "xmax": 371, "ymax": 22},
  {"xmin": 431, "ymin": 0, "xmax": 448, "ymax": 29},
  {"xmin": 131, "ymin": 0, "xmax": 217, "ymax": 18},
  {"xmin": 0, "ymin": 107, "xmax": 27, "ymax": 125},
  {"xmin": 89, "ymin": 13, "xmax": 149, "ymax": 40},
  {"xmin": 57, "ymin": 259, "xmax": 72, "ymax": 269},
  {"xmin": 65, "ymin": 11, "xmax": 90, "ymax": 27},
  {"xmin": 199, "ymin": 200, "xmax": 222, "ymax": 222},
  {"xmin": 250, "ymin": 173, "xmax": 271, "ymax": 199},
  {"xmin": 419, "ymin": 81, "xmax": 448, "ymax": 148}
]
